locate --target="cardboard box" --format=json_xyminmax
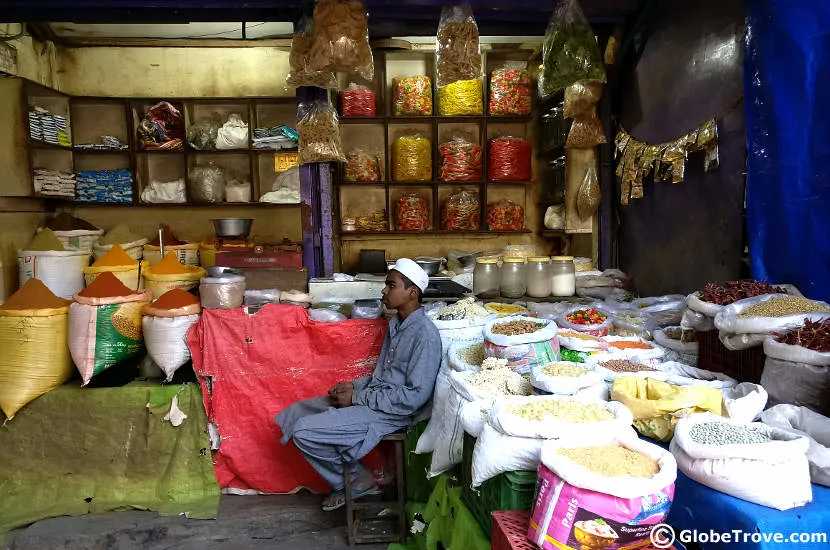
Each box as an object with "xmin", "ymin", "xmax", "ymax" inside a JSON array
[{"xmin": 241, "ymin": 268, "xmax": 308, "ymax": 292}]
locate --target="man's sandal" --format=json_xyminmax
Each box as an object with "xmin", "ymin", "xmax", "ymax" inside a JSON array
[{"xmin": 321, "ymin": 485, "xmax": 383, "ymax": 511}]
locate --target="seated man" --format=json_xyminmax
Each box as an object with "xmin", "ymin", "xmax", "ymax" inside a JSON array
[{"xmin": 276, "ymin": 258, "xmax": 442, "ymax": 511}]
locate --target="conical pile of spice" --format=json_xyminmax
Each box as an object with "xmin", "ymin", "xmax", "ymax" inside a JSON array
[
  {"xmin": 1, "ymin": 278, "xmax": 71, "ymax": 311},
  {"xmin": 91, "ymin": 243, "xmax": 139, "ymax": 267},
  {"xmin": 77, "ymin": 271, "xmax": 134, "ymax": 299},
  {"xmin": 100, "ymin": 224, "xmax": 145, "ymax": 246},
  {"xmin": 148, "ymin": 252, "xmax": 191, "ymax": 275},
  {"xmin": 25, "ymin": 229, "xmax": 65, "ymax": 251},
  {"xmin": 150, "ymin": 288, "xmax": 199, "ymax": 309}
]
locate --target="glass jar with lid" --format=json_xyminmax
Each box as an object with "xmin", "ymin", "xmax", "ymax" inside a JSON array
[
  {"xmin": 526, "ymin": 256, "xmax": 551, "ymax": 298},
  {"xmin": 500, "ymin": 257, "xmax": 527, "ymax": 299},
  {"xmin": 473, "ymin": 257, "xmax": 500, "ymax": 299},
  {"xmin": 550, "ymin": 256, "xmax": 576, "ymax": 297}
]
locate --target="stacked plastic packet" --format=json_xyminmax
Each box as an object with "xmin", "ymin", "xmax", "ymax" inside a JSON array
[
  {"xmin": 75, "ymin": 135, "xmax": 129, "ymax": 151},
  {"xmin": 28, "ymin": 109, "xmax": 43, "ymax": 141},
  {"xmin": 33, "ymin": 168, "xmax": 76, "ymax": 198},
  {"xmin": 253, "ymin": 125, "xmax": 298, "ymax": 150},
  {"xmin": 29, "ymin": 107, "xmax": 72, "ymax": 147},
  {"xmin": 75, "ymin": 169, "xmax": 133, "ymax": 203}
]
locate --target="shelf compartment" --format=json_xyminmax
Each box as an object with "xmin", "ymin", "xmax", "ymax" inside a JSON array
[
  {"xmin": 70, "ymin": 99, "xmax": 130, "ymax": 148},
  {"xmin": 135, "ymin": 152, "xmax": 186, "ymax": 204}
]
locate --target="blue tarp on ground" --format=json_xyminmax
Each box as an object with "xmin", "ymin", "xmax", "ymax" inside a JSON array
[{"xmin": 745, "ymin": 0, "xmax": 830, "ymax": 301}]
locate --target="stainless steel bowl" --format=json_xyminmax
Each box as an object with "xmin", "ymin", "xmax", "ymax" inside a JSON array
[
  {"xmin": 212, "ymin": 218, "xmax": 253, "ymax": 239},
  {"xmin": 205, "ymin": 266, "xmax": 244, "ymax": 278},
  {"xmin": 415, "ymin": 257, "xmax": 442, "ymax": 276}
]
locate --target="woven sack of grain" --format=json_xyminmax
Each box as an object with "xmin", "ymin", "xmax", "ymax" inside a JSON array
[
  {"xmin": 0, "ymin": 300, "xmax": 73, "ymax": 419},
  {"xmin": 671, "ymin": 412, "xmax": 811, "ymax": 510},
  {"xmin": 69, "ymin": 289, "xmax": 152, "ymax": 385},
  {"xmin": 484, "ymin": 316, "xmax": 560, "ymax": 374}
]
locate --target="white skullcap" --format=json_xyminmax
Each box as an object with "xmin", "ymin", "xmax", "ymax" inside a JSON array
[{"xmin": 390, "ymin": 258, "xmax": 430, "ymax": 292}]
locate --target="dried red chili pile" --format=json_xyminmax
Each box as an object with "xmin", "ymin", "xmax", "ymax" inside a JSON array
[
  {"xmin": 776, "ymin": 319, "xmax": 830, "ymax": 352},
  {"xmin": 488, "ymin": 137, "xmax": 532, "ymax": 181},
  {"xmin": 698, "ymin": 280, "xmax": 788, "ymax": 305}
]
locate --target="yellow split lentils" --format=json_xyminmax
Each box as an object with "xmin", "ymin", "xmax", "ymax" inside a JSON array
[
  {"xmin": 509, "ymin": 399, "xmax": 613, "ymax": 422},
  {"xmin": 558, "ymin": 445, "xmax": 659, "ymax": 478},
  {"xmin": 542, "ymin": 362, "xmax": 589, "ymax": 377}
]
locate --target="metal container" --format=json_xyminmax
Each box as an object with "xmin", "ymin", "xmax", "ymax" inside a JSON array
[
  {"xmin": 212, "ymin": 218, "xmax": 253, "ymax": 239},
  {"xmin": 206, "ymin": 266, "xmax": 244, "ymax": 278},
  {"xmin": 414, "ymin": 257, "xmax": 442, "ymax": 276}
]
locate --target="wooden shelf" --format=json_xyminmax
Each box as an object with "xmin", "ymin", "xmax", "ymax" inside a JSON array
[
  {"xmin": 73, "ymin": 148, "xmax": 130, "ymax": 154},
  {"xmin": 71, "ymin": 201, "xmax": 301, "ymax": 208},
  {"xmin": 487, "ymin": 180, "xmax": 533, "ymax": 186},
  {"xmin": 340, "ymin": 229, "xmax": 531, "ymax": 238},
  {"xmin": 28, "ymin": 140, "xmax": 72, "ymax": 151}
]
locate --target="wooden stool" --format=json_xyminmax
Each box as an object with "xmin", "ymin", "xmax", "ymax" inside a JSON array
[{"xmin": 344, "ymin": 431, "xmax": 407, "ymax": 547}]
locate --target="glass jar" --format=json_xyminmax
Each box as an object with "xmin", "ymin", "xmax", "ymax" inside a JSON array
[
  {"xmin": 526, "ymin": 256, "xmax": 551, "ymax": 298},
  {"xmin": 550, "ymin": 256, "xmax": 576, "ymax": 297},
  {"xmin": 473, "ymin": 258, "xmax": 500, "ymax": 299},
  {"xmin": 500, "ymin": 257, "xmax": 527, "ymax": 298}
]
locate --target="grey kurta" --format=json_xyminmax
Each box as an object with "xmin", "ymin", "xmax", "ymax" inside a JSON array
[{"xmin": 275, "ymin": 307, "xmax": 442, "ymax": 489}]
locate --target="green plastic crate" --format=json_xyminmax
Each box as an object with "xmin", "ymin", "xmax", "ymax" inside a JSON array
[
  {"xmin": 460, "ymin": 432, "xmax": 538, "ymax": 538},
  {"xmin": 405, "ymin": 420, "xmax": 434, "ymax": 503}
]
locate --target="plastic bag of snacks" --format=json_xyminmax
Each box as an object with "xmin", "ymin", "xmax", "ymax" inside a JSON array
[
  {"xmin": 538, "ymin": 0, "xmax": 606, "ymax": 99},
  {"xmin": 441, "ymin": 189, "xmax": 480, "ymax": 231},
  {"xmin": 438, "ymin": 137, "xmax": 481, "ymax": 181},
  {"xmin": 438, "ymin": 79, "xmax": 483, "ymax": 116},
  {"xmin": 436, "ymin": 4, "xmax": 482, "ymax": 87},
  {"xmin": 355, "ymin": 210, "xmax": 387, "ymax": 232},
  {"xmin": 393, "ymin": 76, "xmax": 433, "ymax": 116},
  {"xmin": 338, "ymin": 84, "xmax": 376, "ymax": 117},
  {"xmin": 564, "ymin": 80, "xmax": 603, "ymax": 118},
  {"xmin": 297, "ymin": 100, "xmax": 346, "ymax": 164},
  {"xmin": 395, "ymin": 193, "xmax": 430, "ymax": 231},
  {"xmin": 286, "ymin": 15, "xmax": 338, "ymax": 88},
  {"xmin": 486, "ymin": 199, "xmax": 524, "ymax": 231},
  {"xmin": 344, "ymin": 150, "xmax": 382, "ymax": 182},
  {"xmin": 567, "ymin": 107, "xmax": 607, "ymax": 148},
  {"xmin": 392, "ymin": 133, "xmax": 432, "ymax": 181},
  {"xmin": 489, "ymin": 64, "xmax": 532, "ymax": 116},
  {"xmin": 488, "ymin": 137, "xmax": 532, "ymax": 181},
  {"xmin": 309, "ymin": 0, "xmax": 374, "ymax": 80}
]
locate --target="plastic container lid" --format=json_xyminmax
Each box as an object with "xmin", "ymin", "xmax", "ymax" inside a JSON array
[
  {"xmin": 551, "ymin": 256, "xmax": 575, "ymax": 261},
  {"xmin": 476, "ymin": 257, "xmax": 498, "ymax": 264},
  {"xmin": 200, "ymin": 275, "xmax": 246, "ymax": 284},
  {"xmin": 503, "ymin": 257, "xmax": 526, "ymax": 263},
  {"xmin": 528, "ymin": 256, "xmax": 551, "ymax": 262}
]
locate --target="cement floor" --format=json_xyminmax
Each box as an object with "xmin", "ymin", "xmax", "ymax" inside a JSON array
[{"xmin": 3, "ymin": 494, "xmax": 392, "ymax": 550}]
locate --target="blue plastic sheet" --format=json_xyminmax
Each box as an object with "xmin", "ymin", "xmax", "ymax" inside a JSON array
[{"xmin": 745, "ymin": 0, "xmax": 830, "ymax": 302}]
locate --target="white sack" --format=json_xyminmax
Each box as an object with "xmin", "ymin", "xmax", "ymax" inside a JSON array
[
  {"xmin": 471, "ymin": 424, "xmax": 543, "ymax": 487},
  {"xmin": 761, "ymin": 404, "xmax": 830, "ymax": 487},
  {"xmin": 714, "ymin": 293, "xmax": 830, "ymax": 335},
  {"xmin": 415, "ymin": 365, "xmax": 450, "ymax": 454},
  {"xmin": 143, "ymin": 314, "xmax": 200, "ymax": 381},
  {"xmin": 530, "ymin": 362, "xmax": 604, "ymax": 395},
  {"xmin": 655, "ymin": 361, "xmax": 737, "ymax": 389},
  {"xmin": 671, "ymin": 412, "xmax": 811, "ymax": 510},
  {"xmin": 722, "ymin": 382, "xmax": 768, "ymax": 423},
  {"xmin": 764, "ymin": 335, "xmax": 830, "ymax": 366},
  {"xmin": 215, "ymin": 114, "xmax": 249, "ymax": 149},
  {"xmin": 460, "ymin": 399, "xmax": 488, "ymax": 438}
]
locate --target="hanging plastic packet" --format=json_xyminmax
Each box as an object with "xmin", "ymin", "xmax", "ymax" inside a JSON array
[
  {"xmin": 539, "ymin": 0, "xmax": 607, "ymax": 99},
  {"xmin": 439, "ymin": 137, "xmax": 482, "ymax": 181},
  {"xmin": 436, "ymin": 5, "xmax": 483, "ymax": 115},
  {"xmin": 286, "ymin": 15, "xmax": 339, "ymax": 89},
  {"xmin": 566, "ymin": 106, "xmax": 607, "ymax": 148},
  {"xmin": 393, "ymin": 133, "xmax": 432, "ymax": 182},
  {"xmin": 308, "ymin": 0, "xmax": 374, "ymax": 80},
  {"xmin": 441, "ymin": 189, "xmax": 481, "ymax": 231},
  {"xmin": 563, "ymin": 81, "xmax": 603, "ymax": 118},
  {"xmin": 576, "ymin": 162, "xmax": 601, "ymax": 220},
  {"xmin": 489, "ymin": 63, "xmax": 532, "ymax": 116},
  {"xmin": 393, "ymin": 76, "xmax": 433, "ymax": 116},
  {"xmin": 344, "ymin": 150, "xmax": 382, "ymax": 182},
  {"xmin": 297, "ymin": 101, "xmax": 346, "ymax": 164}
]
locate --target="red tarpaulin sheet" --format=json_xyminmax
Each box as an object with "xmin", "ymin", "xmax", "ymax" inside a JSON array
[{"xmin": 188, "ymin": 304, "xmax": 388, "ymax": 494}]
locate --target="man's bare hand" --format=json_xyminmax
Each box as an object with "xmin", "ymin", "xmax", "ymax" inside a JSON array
[{"xmin": 328, "ymin": 382, "xmax": 354, "ymax": 408}]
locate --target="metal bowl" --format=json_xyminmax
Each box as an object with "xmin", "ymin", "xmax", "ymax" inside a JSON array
[
  {"xmin": 212, "ymin": 218, "xmax": 253, "ymax": 239},
  {"xmin": 205, "ymin": 266, "xmax": 244, "ymax": 278},
  {"xmin": 415, "ymin": 257, "xmax": 443, "ymax": 276}
]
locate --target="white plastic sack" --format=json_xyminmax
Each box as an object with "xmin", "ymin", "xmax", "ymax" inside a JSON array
[
  {"xmin": 415, "ymin": 366, "xmax": 451, "ymax": 454},
  {"xmin": 680, "ymin": 307, "xmax": 715, "ymax": 332},
  {"xmin": 215, "ymin": 114, "xmax": 249, "ymax": 149},
  {"xmin": 488, "ymin": 395, "xmax": 633, "ymax": 440},
  {"xmin": 484, "ymin": 316, "xmax": 560, "ymax": 374},
  {"xmin": 714, "ymin": 293, "xmax": 830, "ymax": 335},
  {"xmin": 718, "ymin": 330, "xmax": 767, "ymax": 351},
  {"xmin": 448, "ymin": 340, "xmax": 484, "ymax": 372},
  {"xmin": 141, "ymin": 178, "xmax": 187, "ymax": 203},
  {"xmin": 585, "ymin": 352, "xmax": 670, "ymax": 382},
  {"xmin": 761, "ymin": 404, "xmax": 830, "ymax": 487},
  {"xmin": 761, "ymin": 356, "xmax": 830, "ymax": 416},
  {"xmin": 18, "ymin": 249, "xmax": 90, "ymax": 300},
  {"xmin": 460, "ymin": 399, "xmax": 488, "ymax": 437},
  {"xmin": 654, "ymin": 327, "xmax": 699, "ymax": 366},
  {"xmin": 527, "ymin": 301, "xmax": 571, "ymax": 320},
  {"xmin": 722, "ymin": 382, "xmax": 768, "ymax": 423},
  {"xmin": 557, "ymin": 329, "xmax": 605, "ymax": 352},
  {"xmin": 573, "ymin": 381, "xmax": 610, "ymax": 401},
  {"xmin": 603, "ymin": 336, "xmax": 666, "ymax": 363},
  {"xmin": 471, "ymin": 424, "xmax": 543, "ymax": 487},
  {"xmin": 308, "ymin": 308, "xmax": 347, "ymax": 322},
  {"xmin": 143, "ymin": 314, "xmax": 200, "ymax": 381},
  {"xmin": 654, "ymin": 361, "xmax": 737, "ymax": 389},
  {"xmin": 431, "ymin": 314, "xmax": 495, "ymax": 369},
  {"xmin": 670, "ymin": 412, "xmax": 811, "ymax": 510},
  {"xmin": 429, "ymin": 381, "xmax": 468, "ymax": 477},
  {"xmin": 225, "ymin": 179, "xmax": 252, "ymax": 202},
  {"xmin": 764, "ymin": 335, "xmax": 830, "ymax": 366},
  {"xmin": 556, "ymin": 305, "xmax": 613, "ymax": 335},
  {"xmin": 530, "ymin": 362, "xmax": 604, "ymax": 395},
  {"xmin": 540, "ymin": 430, "xmax": 676, "ymax": 499}
]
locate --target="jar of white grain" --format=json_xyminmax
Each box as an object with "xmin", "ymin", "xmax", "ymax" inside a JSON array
[{"xmin": 550, "ymin": 256, "xmax": 576, "ymax": 297}]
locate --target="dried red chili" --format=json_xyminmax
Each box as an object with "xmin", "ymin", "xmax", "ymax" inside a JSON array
[
  {"xmin": 488, "ymin": 137, "xmax": 532, "ymax": 181},
  {"xmin": 441, "ymin": 190, "xmax": 480, "ymax": 231},
  {"xmin": 699, "ymin": 280, "xmax": 789, "ymax": 306},
  {"xmin": 487, "ymin": 199, "xmax": 524, "ymax": 231},
  {"xmin": 339, "ymin": 86, "xmax": 376, "ymax": 117},
  {"xmin": 438, "ymin": 138, "xmax": 482, "ymax": 182},
  {"xmin": 776, "ymin": 319, "xmax": 830, "ymax": 352},
  {"xmin": 395, "ymin": 193, "xmax": 430, "ymax": 231}
]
